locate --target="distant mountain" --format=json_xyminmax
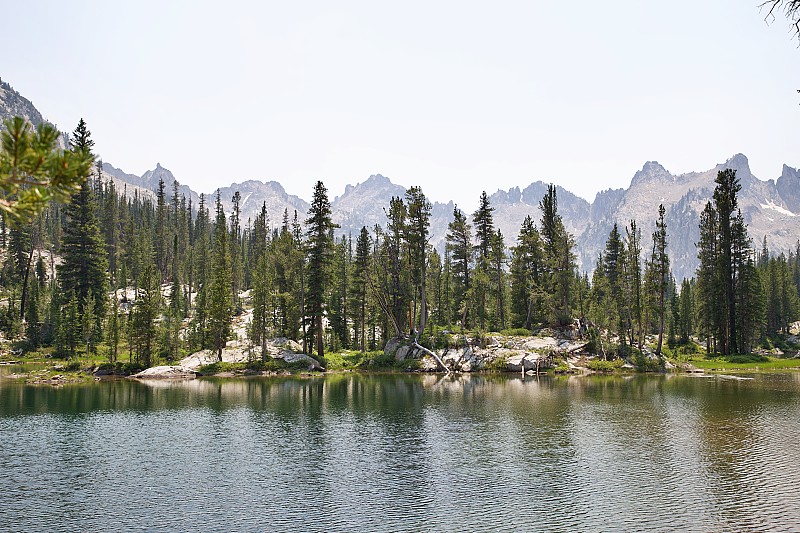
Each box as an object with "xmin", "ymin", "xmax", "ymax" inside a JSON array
[
  {"xmin": 214, "ymin": 180, "xmax": 309, "ymax": 228},
  {"xmin": 103, "ymin": 162, "xmax": 200, "ymax": 210},
  {"xmin": 0, "ymin": 78, "xmax": 68, "ymax": 148},
  {"xmin": 4, "ymin": 78, "xmax": 799, "ymax": 282},
  {"xmin": 573, "ymin": 154, "xmax": 800, "ymax": 281},
  {"xmin": 330, "ymin": 174, "xmax": 454, "ymax": 249}
]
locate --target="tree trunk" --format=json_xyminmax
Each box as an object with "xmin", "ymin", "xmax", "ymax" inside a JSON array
[
  {"xmin": 19, "ymin": 235, "xmax": 35, "ymax": 321},
  {"xmin": 316, "ymin": 306, "xmax": 324, "ymax": 360}
]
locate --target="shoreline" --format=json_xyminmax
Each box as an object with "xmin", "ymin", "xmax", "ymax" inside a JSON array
[{"xmin": 3, "ymin": 358, "xmax": 800, "ymax": 385}]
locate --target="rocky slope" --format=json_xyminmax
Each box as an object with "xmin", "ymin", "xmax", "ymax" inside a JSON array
[
  {"xmin": 4, "ymin": 78, "xmax": 799, "ymax": 280},
  {"xmin": 0, "ymin": 78, "xmax": 67, "ymax": 148}
]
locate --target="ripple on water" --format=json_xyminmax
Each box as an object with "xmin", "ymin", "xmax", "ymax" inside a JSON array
[{"xmin": 1, "ymin": 374, "xmax": 800, "ymax": 531}]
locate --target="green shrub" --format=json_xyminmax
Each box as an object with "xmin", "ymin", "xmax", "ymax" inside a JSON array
[
  {"xmin": 473, "ymin": 329, "xmax": 487, "ymax": 349},
  {"xmin": 484, "ymin": 354, "xmax": 508, "ymax": 372},
  {"xmin": 586, "ymin": 358, "xmax": 623, "ymax": 372},
  {"xmin": 725, "ymin": 354, "xmax": 768, "ymax": 364},
  {"xmin": 633, "ymin": 353, "xmax": 664, "ymax": 372},
  {"xmin": 500, "ymin": 328, "xmax": 532, "ymax": 337},
  {"xmin": 63, "ymin": 360, "xmax": 82, "ymax": 372},
  {"xmin": 553, "ymin": 360, "xmax": 571, "ymax": 374}
]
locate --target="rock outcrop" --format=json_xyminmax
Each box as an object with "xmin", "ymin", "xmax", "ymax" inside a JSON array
[{"xmin": 390, "ymin": 333, "xmax": 586, "ymax": 373}]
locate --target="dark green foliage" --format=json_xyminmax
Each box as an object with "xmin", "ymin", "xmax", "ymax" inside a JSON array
[
  {"xmin": 539, "ymin": 184, "xmax": 576, "ymax": 326},
  {"xmin": 58, "ymin": 121, "xmax": 108, "ymax": 345},
  {"xmin": 645, "ymin": 204, "xmax": 669, "ymax": 355},
  {"xmin": 208, "ymin": 192, "xmax": 233, "ymax": 360},
  {"xmin": 305, "ymin": 181, "xmax": 335, "ymax": 359},
  {"xmin": 695, "ymin": 169, "xmax": 768, "ymax": 355},
  {"xmin": 128, "ymin": 261, "xmax": 159, "ymax": 367},
  {"xmin": 510, "ymin": 215, "xmax": 544, "ymax": 329},
  {"xmin": 0, "ymin": 117, "xmax": 93, "ymax": 224},
  {"xmin": 446, "ymin": 205, "xmax": 472, "ymax": 328}
]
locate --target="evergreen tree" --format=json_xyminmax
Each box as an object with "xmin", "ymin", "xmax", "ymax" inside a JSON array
[
  {"xmin": 714, "ymin": 168, "xmax": 741, "ymax": 354},
  {"xmin": 446, "ymin": 206, "xmax": 472, "ymax": 329},
  {"xmin": 490, "ymin": 229, "xmax": 507, "ymax": 330},
  {"xmin": 353, "ymin": 226, "xmax": 371, "ymax": 352},
  {"xmin": 696, "ymin": 201, "xmax": 720, "ymax": 353},
  {"xmin": 208, "ymin": 192, "xmax": 233, "ymax": 360},
  {"xmin": 129, "ymin": 261, "xmax": 160, "ymax": 367},
  {"xmin": 305, "ymin": 181, "xmax": 335, "ymax": 360},
  {"xmin": 155, "ymin": 178, "xmax": 167, "ymax": 279},
  {"xmin": 473, "ymin": 191, "xmax": 495, "ymax": 263},
  {"xmin": 510, "ymin": 215, "xmax": 544, "ymax": 329},
  {"xmin": 646, "ymin": 204, "xmax": 670, "ymax": 356},
  {"xmin": 603, "ymin": 222, "xmax": 626, "ymax": 347},
  {"xmin": 58, "ymin": 120, "xmax": 108, "ymax": 343},
  {"xmin": 405, "ymin": 186, "xmax": 431, "ymax": 337},
  {"xmin": 0, "ymin": 117, "xmax": 93, "ymax": 224},
  {"xmin": 539, "ymin": 184, "xmax": 576, "ymax": 326},
  {"xmin": 679, "ymin": 278, "xmax": 693, "ymax": 344}
]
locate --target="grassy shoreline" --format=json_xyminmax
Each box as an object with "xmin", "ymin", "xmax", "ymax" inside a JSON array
[{"xmin": 3, "ymin": 352, "xmax": 800, "ymax": 383}]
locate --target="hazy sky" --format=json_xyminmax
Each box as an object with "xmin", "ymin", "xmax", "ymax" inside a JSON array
[{"xmin": 2, "ymin": 1, "xmax": 798, "ymax": 209}]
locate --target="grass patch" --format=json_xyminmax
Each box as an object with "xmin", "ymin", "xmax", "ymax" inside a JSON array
[
  {"xmin": 499, "ymin": 327, "xmax": 533, "ymax": 337},
  {"xmin": 197, "ymin": 358, "xmax": 309, "ymax": 375},
  {"xmin": 660, "ymin": 341, "xmax": 704, "ymax": 359},
  {"xmin": 687, "ymin": 355, "xmax": 800, "ymax": 371},
  {"xmin": 363, "ymin": 351, "xmax": 410, "ymax": 370},
  {"xmin": 324, "ymin": 350, "xmax": 382, "ymax": 370},
  {"xmin": 553, "ymin": 360, "xmax": 572, "ymax": 374},
  {"xmin": 586, "ymin": 358, "xmax": 624, "ymax": 372},
  {"xmin": 94, "ymin": 361, "xmax": 148, "ymax": 376}
]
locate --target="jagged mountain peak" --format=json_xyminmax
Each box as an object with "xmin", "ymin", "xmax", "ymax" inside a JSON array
[
  {"xmin": 366, "ymin": 173, "xmax": 391, "ymax": 184},
  {"xmin": 714, "ymin": 153, "xmax": 752, "ymax": 181},
  {"xmin": 781, "ymin": 163, "xmax": 799, "ymax": 180},
  {"xmin": 0, "ymin": 78, "xmax": 68, "ymax": 148},
  {"xmin": 630, "ymin": 160, "xmax": 671, "ymax": 187},
  {"xmin": 776, "ymin": 162, "xmax": 800, "ymax": 213}
]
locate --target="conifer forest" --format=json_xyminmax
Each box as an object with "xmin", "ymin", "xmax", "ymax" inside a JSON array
[{"xmin": 2, "ymin": 118, "xmax": 799, "ymax": 370}]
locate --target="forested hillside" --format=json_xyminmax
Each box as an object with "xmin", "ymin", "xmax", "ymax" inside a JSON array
[{"xmin": 2, "ymin": 118, "xmax": 799, "ymax": 370}]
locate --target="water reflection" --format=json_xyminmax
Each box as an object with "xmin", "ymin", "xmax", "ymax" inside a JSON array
[{"xmin": 1, "ymin": 373, "xmax": 800, "ymax": 531}]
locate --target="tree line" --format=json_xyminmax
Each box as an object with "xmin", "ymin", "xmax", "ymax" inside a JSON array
[{"xmin": 1, "ymin": 119, "xmax": 799, "ymax": 367}]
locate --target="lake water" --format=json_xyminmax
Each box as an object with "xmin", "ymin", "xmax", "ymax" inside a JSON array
[{"xmin": 1, "ymin": 371, "xmax": 800, "ymax": 532}]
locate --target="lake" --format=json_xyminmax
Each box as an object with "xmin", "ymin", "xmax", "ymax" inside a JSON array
[{"xmin": 1, "ymin": 371, "xmax": 799, "ymax": 532}]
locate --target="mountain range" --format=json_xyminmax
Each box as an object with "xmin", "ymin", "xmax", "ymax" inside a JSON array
[{"xmin": 2, "ymin": 77, "xmax": 799, "ymax": 282}]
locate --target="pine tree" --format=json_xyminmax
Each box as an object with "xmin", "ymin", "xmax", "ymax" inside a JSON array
[
  {"xmin": 386, "ymin": 196, "xmax": 409, "ymax": 334},
  {"xmin": 208, "ymin": 192, "xmax": 233, "ymax": 360},
  {"xmin": 625, "ymin": 221, "xmax": 643, "ymax": 348},
  {"xmin": 473, "ymin": 191, "xmax": 495, "ymax": 263},
  {"xmin": 539, "ymin": 184, "xmax": 575, "ymax": 326},
  {"xmin": 250, "ymin": 239, "xmax": 272, "ymax": 360},
  {"xmin": 405, "ymin": 186, "xmax": 431, "ymax": 337},
  {"xmin": 155, "ymin": 178, "xmax": 167, "ymax": 280},
  {"xmin": 446, "ymin": 206, "xmax": 472, "ymax": 329},
  {"xmin": 510, "ymin": 215, "xmax": 544, "ymax": 329},
  {"xmin": 679, "ymin": 278, "xmax": 693, "ymax": 344},
  {"xmin": 603, "ymin": 222, "xmax": 626, "ymax": 347},
  {"xmin": 696, "ymin": 201, "xmax": 720, "ymax": 353},
  {"xmin": 353, "ymin": 226, "xmax": 371, "ymax": 351},
  {"xmin": 190, "ymin": 194, "xmax": 210, "ymax": 350},
  {"xmin": 0, "ymin": 117, "xmax": 93, "ymax": 224},
  {"xmin": 58, "ymin": 120, "xmax": 108, "ymax": 343},
  {"xmin": 129, "ymin": 261, "xmax": 160, "ymax": 367},
  {"xmin": 647, "ymin": 204, "xmax": 670, "ymax": 356},
  {"xmin": 305, "ymin": 181, "xmax": 335, "ymax": 360},
  {"xmin": 489, "ymin": 229, "xmax": 507, "ymax": 330},
  {"xmin": 714, "ymin": 168, "xmax": 741, "ymax": 354},
  {"xmin": 230, "ymin": 191, "xmax": 243, "ymax": 313}
]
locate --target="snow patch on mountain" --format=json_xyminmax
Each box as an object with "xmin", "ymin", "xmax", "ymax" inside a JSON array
[{"xmin": 760, "ymin": 200, "xmax": 796, "ymax": 218}]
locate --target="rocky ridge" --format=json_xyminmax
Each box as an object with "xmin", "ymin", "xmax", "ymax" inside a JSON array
[{"xmin": 3, "ymin": 79, "xmax": 799, "ymax": 280}]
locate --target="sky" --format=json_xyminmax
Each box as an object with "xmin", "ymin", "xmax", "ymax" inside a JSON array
[{"xmin": 2, "ymin": 1, "xmax": 798, "ymax": 210}]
